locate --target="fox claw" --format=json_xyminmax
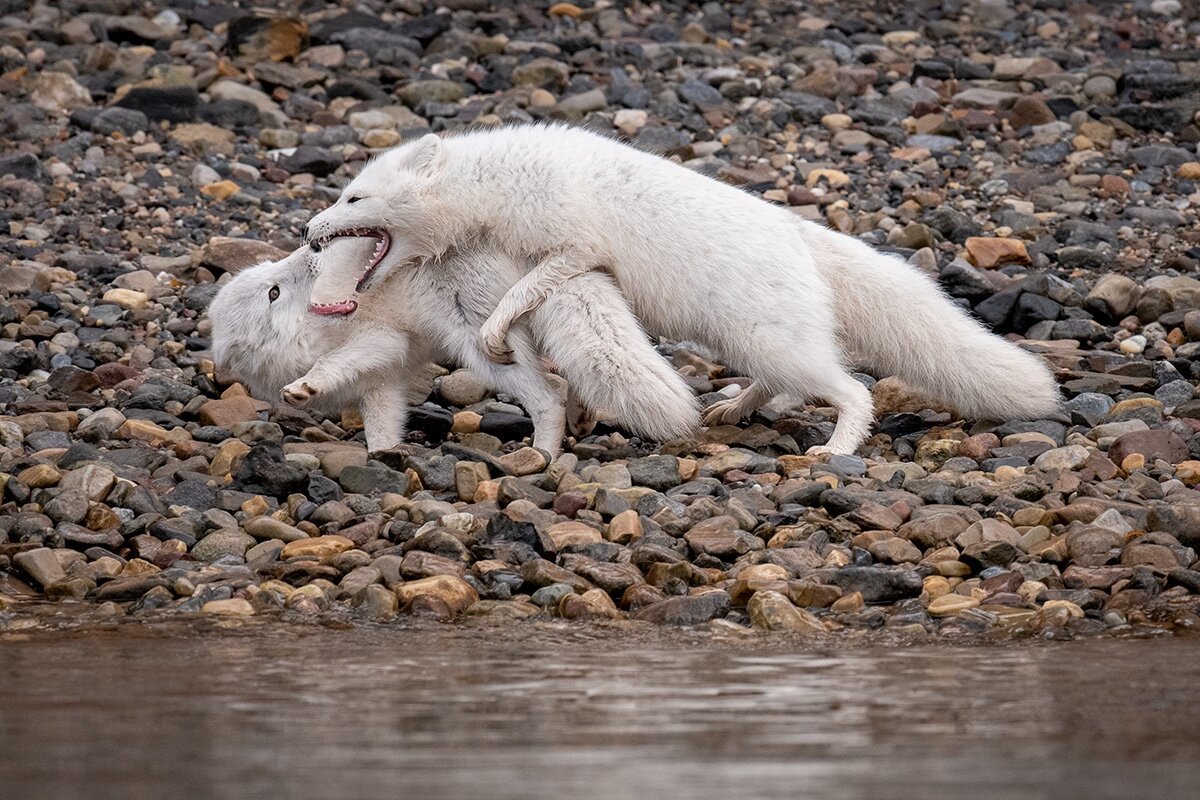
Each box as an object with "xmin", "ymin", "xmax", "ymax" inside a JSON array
[
  {"xmin": 282, "ymin": 380, "xmax": 318, "ymax": 407},
  {"xmin": 702, "ymin": 397, "xmax": 746, "ymax": 427},
  {"xmin": 481, "ymin": 328, "xmax": 515, "ymax": 364},
  {"xmin": 479, "ymin": 315, "xmax": 516, "ymax": 364}
]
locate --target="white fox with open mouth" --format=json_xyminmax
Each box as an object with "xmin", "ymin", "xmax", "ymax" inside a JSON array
[
  {"xmin": 208, "ymin": 236, "xmax": 700, "ymax": 455},
  {"xmin": 303, "ymin": 124, "xmax": 1062, "ymax": 455}
]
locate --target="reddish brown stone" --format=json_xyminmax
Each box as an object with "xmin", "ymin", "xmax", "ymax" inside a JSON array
[
  {"xmin": 958, "ymin": 433, "xmax": 1000, "ymax": 461},
  {"xmin": 91, "ymin": 362, "xmax": 139, "ymax": 388},
  {"xmin": 1120, "ymin": 542, "xmax": 1180, "ymax": 570},
  {"xmin": 787, "ymin": 581, "xmax": 843, "ymax": 608},
  {"xmin": 1108, "ymin": 429, "xmax": 1189, "ymax": 467},
  {"xmin": 552, "ymin": 491, "xmax": 587, "ymax": 518},
  {"xmin": 1063, "ymin": 565, "xmax": 1133, "ymax": 590},
  {"xmin": 965, "ymin": 236, "xmax": 1030, "ymax": 269},
  {"xmin": 620, "ymin": 583, "xmax": 667, "ymax": 611},
  {"xmin": 1010, "ymin": 96, "xmax": 1056, "ymax": 127},
  {"xmin": 684, "ymin": 516, "xmax": 763, "ymax": 558},
  {"xmin": 200, "ymin": 237, "xmax": 289, "ymax": 274},
  {"xmin": 198, "ymin": 396, "xmax": 270, "ymax": 427},
  {"xmin": 1100, "ymin": 174, "xmax": 1130, "ymax": 197},
  {"xmin": 844, "ymin": 502, "xmax": 903, "ymax": 531}
]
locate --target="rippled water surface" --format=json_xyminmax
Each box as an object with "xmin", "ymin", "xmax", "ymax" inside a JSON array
[{"xmin": 2, "ymin": 622, "xmax": 1197, "ymax": 800}]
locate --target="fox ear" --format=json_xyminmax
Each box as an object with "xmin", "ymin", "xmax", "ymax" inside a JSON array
[
  {"xmin": 407, "ymin": 133, "xmax": 445, "ymax": 178},
  {"xmin": 216, "ymin": 257, "xmax": 268, "ymax": 275}
]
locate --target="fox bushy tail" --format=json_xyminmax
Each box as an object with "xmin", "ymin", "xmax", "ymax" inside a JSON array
[
  {"xmin": 805, "ymin": 223, "xmax": 1061, "ymax": 420},
  {"xmin": 528, "ymin": 272, "xmax": 701, "ymax": 441}
]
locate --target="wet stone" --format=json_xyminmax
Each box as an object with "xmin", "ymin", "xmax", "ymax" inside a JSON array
[
  {"xmin": 827, "ymin": 567, "xmax": 923, "ymax": 604},
  {"xmin": 684, "ymin": 517, "xmax": 763, "ymax": 559},
  {"xmin": 632, "ymin": 591, "xmax": 731, "ymax": 626},
  {"xmin": 393, "ymin": 575, "xmax": 478, "ymax": 615},
  {"xmin": 748, "ymin": 590, "xmax": 827, "ymax": 634},
  {"xmin": 281, "ymin": 535, "xmax": 353, "ymax": 560},
  {"xmin": 13, "ymin": 548, "xmax": 66, "ymax": 588}
]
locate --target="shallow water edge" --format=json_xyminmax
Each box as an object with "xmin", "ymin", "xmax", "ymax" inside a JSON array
[{"xmin": 1, "ymin": 620, "xmax": 1197, "ymax": 800}]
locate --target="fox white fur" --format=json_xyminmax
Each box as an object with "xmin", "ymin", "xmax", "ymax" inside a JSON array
[
  {"xmin": 304, "ymin": 124, "xmax": 1062, "ymax": 454},
  {"xmin": 207, "ymin": 237, "xmax": 699, "ymax": 455}
]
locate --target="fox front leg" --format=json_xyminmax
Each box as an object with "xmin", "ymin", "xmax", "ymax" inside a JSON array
[
  {"xmin": 281, "ymin": 328, "xmax": 410, "ymax": 407},
  {"xmin": 480, "ymin": 252, "xmax": 596, "ymax": 364}
]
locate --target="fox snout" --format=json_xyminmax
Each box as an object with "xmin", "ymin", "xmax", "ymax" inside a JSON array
[{"xmin": 301, "ymin": 222, "xmax": 310, "ymax": 241}]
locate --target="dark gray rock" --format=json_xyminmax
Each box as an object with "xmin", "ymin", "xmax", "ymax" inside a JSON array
[
  {"xmin": 115, "ymin": 86, "xmax": 199, "ymax": 122},
  {"xmin": 632, "ymin": 591, "xmax": 731, "ymax": 625},
  {"xmin": 826, "ymin": 567, "xmax": 923, "ymax": 604}
]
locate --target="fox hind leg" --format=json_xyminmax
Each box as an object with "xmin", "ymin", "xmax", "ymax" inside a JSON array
[
  {"xmin": 475, "ymin": 327, "xmax": 568, "ymax": 457},
  {"xmin": 565, "ymin": 384, "xmax": 596, "ymax": 438},
  {"xmin": 361, "ymin": 381, "xmax": 410, "ymax": 452},
  {"xmin": 480, "ymin": 253, "xmax": 596, "ymax": 364},
  {"xmin": 805, "ymin": 371, "xmax": 874, "ymax": 455},
  {"xmin": 737, "ymin": 324, "xmax": 875, "ymax": 455}
]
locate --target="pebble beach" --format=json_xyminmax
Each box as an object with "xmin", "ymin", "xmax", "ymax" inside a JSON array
[{"xmin": 2, "ymin": 0, "xmax": 1200, "ymax": 641}]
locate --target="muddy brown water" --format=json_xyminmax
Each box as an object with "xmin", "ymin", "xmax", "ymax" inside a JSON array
[{"xmin": 1, "ymin": 620, "xmax": 1197, "ymax": 800}]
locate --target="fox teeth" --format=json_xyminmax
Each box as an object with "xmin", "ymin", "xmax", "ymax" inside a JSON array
[{"xmin": 308, "ymin": 299, "xmax": 358, "ymax": 316}]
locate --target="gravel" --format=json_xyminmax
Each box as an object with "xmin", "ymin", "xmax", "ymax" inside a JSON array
[{"xmin": 1, "ymin": 0, "xmax": 1200, "ymax": 640}]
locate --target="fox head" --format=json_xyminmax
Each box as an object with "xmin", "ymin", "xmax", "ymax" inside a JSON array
[
  {"xmin": 301, "ymin": 134, "xmax": 447, "ymax": 292},
  {"xmin": 208, "ymin": 247, "xmax": 330, "ymax": 405}
]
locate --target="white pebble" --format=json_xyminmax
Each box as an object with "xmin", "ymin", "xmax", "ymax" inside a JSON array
[{"xmin": 1118, "ymin": 335, "xmax": 1146, "ymax": 355}]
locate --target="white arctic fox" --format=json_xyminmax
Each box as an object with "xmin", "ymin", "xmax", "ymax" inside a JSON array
[
  {"xmin": 303, "ymin": 124, "xmax": 1061, "ymax": 454},
  {"xmin": 207, "ymin": 237, "xmax": 699, "ymax": 454}
]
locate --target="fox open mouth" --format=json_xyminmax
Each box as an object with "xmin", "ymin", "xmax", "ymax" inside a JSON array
[
  {"xmin": 308, "ymin": 299, "xmax": 358, "ymax": 316},
  {"xmin": 309, "ymin": 227, "xmax": 391, "ymax": 293}
]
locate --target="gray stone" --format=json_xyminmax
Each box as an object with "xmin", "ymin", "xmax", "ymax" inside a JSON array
[
  {"xmin": 339, "ymin": 464, "xmax": 410, "ymax": 495},
  {"xmin": 438, "ymin": 370, "xmax": 488, "ymax": 406},
  {"xmin": 627, "ymin": 455, "xmax": 683, "ymax": 490},
  {"xmin": 557, "ymin": 89, "xmax": 608, "ymax": 114},
  {"xmin": 192, "ymin": 529, "xmax": 256, "ymax": 561},
  {"xmin": 59, "ymin": 465, "xmax": 116, "ymax": 502},
  {"xmin": 1129, "ymin": 145, "xmax": 1192, "ymax": 168},
  {"xmin": 827, "ymin": 567, "xmax": 923, "ymax": 604},
  {"xmin": 632, "ymin": 591, "xmax": 731, "ymax": 625},
  {"xmin": 92, "ymin": 107, "xmax": 149, "ymax": 136}
]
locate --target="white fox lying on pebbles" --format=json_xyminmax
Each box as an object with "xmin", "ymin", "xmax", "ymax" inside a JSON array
[
  {"xmin": 303, "ymin": 124, "xmax": 1062, "ymax": 454},
  {"xmin": 208, "ymin": 237, "xmax": 699, "ymax": 454}
]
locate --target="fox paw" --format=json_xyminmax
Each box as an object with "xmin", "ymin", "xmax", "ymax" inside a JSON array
[
  {"xmin": 480, "ymin": 321, "xmax": 515, "ymax": 365},
  {"xmin": 281, "ymin": 380, "xmax": 318, "ymax": 407},
  {"xmin": 567, "ymin": 406, "xmax": 597, "ymax": 438},
  {"xmin": 702, "ymin": 397, "xmax": 747, "ymax": 427},
  {"xmin": 805, "ymin": 445, "xmax": 835, "ymax": 457}
]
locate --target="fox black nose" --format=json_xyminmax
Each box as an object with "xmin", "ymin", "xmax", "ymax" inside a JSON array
[{"xmin": 302, "ymin": 223, "xmax": 310, "ymax": 241}]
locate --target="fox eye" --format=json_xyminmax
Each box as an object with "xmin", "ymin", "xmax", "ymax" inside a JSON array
[
  {"xmin": 310, "ymin": 241, "xmax": 322, "ymax": 253},
  {"xmin": 268, "ymin": 285, "xmax": 280, "ymax": 302},
  {"xmin": 347, "ymin": 195, "xmax": 363, "ymax": 204}
]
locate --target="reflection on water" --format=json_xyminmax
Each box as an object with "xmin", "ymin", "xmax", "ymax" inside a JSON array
[{"xmin": 1, "ymin": 621, "xmax": 1197, "ymax": 800}]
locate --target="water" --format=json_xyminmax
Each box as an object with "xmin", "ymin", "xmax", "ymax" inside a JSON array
[{"xmin": 1, "ymin": 620, "xmax": 1197, "ymax": 800}]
